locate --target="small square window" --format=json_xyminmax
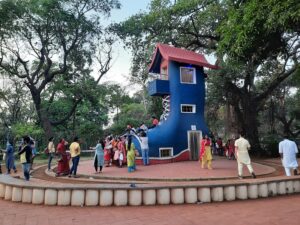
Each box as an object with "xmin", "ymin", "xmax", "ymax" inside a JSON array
[
  {"xmin": 159, "ymin": 148, "xmax": 173, "ymax": 157},
  {"xmin": 180, "ymin": 67, "xmax": 196, "ymax": 84},
  {"xmin": 181, "ymin": 104, "xmax": 196, "ymax": 113}
]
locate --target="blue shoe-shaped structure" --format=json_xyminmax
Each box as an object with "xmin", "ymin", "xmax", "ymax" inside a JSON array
[{"xmin": 133, "ymin": 43, "xmax": 217, "ymax": 161}]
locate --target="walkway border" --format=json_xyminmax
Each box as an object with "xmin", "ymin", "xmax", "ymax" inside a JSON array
[{"xmin": 0, "ymin": 174, "xmax": 299, "ymax": 206}]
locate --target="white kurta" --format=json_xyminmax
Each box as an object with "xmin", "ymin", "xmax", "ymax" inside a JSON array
[
  {"xmin": 279, "ymin": 139, "xmax": 298, "ymax": 168},
  {"xmin": 235, "ymin": 137, "xmax": 251, "ymax": 164}
]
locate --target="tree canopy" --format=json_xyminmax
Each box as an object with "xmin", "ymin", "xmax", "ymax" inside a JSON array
[
  {"xmin": 0, "ymin": 0, "xmax": 120, "ymax": 138},
  {"xmin": 113, "ymin": 0, "xmax": 300, "ymax": 150}
]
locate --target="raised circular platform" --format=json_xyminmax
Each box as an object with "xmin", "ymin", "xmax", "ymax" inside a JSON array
[
  {"xmin": 69, "ymin": 158, "xmax": 276, "ymax": 181},
  {"xmin": 0, "ymin": 158, "xmax": 299, "ymax": 207}
]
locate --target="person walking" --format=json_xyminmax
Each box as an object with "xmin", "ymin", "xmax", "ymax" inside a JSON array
[
  {"xmin": 18, "ymin": 136, "xmax": 32, "ymax": 181},
  {"xmin": 199, "ymin": 134, "xmax": 213, "ymax": 169},
  {"xmin": 140, "ymin": 131, "xmax": 149, "ymax": 166},
  {"xmin": 68, "ymin": 136, "xmax": 81, "ymax": 178},
  {"xmin": 47, "ymin": 137, "xmax": 56, "ymax": 171},
  {"xmin": 91, "ymin": 139, "xmax": 105, "ymax": 173},
  {"xmin": 279, "ymin": 134, "xmax": 299, "ymax": 176},
  {"xmin": 234, "ymin": 131, "xmax": 256, "ymax": 179},
  {"xmin": 5, "ymin": 139, "xmax": 17, "ymax": 174}
]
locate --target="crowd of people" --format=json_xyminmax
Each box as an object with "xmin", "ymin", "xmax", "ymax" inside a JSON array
[
  {"xmin": 204, "ymin": 135, "xmax": 236, "ymax": 160},
  {"xmin": 0, "ymin": 120, "xmax": 298, "ymax": 181}
]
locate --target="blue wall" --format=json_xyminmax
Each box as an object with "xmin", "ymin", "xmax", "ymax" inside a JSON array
[{"xmin": 134, "ymin": 61, "xmax": 209, "ymax": 157}]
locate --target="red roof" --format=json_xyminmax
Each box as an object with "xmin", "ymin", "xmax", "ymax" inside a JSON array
[{"xmin": 149, "ymin": 43, "xmax": 218, "ymax": 70}]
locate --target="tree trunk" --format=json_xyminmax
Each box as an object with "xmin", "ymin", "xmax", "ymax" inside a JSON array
[
  {"xmin": 233, "ymin": 96, "xmax": 262, "ymax": 153},
  {"xmin": 30, "ymin": 89, "xmax": 54, "ymax": 139}
]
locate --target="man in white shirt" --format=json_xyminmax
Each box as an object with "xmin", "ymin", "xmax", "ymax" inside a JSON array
[
  {"xmin": 279, "ymin": 134, "xmax": 299, "ymax": 176},
  {"xmin": 234, "ymin": 131, "xmax": 256, "ymax": 179}
]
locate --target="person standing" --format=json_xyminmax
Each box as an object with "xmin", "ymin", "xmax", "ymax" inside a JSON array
[
  {"xmin": 18, "ymin": 136, "xmax": 32, "ymax": 181},
  {"xmin": 56, "ymin": 138, "xmax": 70, "ymax": 176},
  {"xmin": 5, "ymin": 139, "xmax": 17, "ymax": 174},
  {"xmin": 140, "ymin": 131, "xmax": 149, "ymax": 166},
  {"xmin": 30, "ymin": 139, "xmax": 37, "ymax": 170},
  {"xmin": 149, "ymin": 116, "xmax": 159, "ymax": 129},
  {"xmin": 68, "ymin": 136, "xmax": 81, "ymax": 178},
  {"xmin": 234, "ymin": 131, "xmax": 256, "ymax": 179},
  {"xmin": 117, "ymin": 136, "xmax": 126, "ymax": 167},
  {"xmin": 126, "ymin": 135, "xmax": 136, "ymax": 172},
  {"xmin": 279, "ymin": 134, "xmax": 299, "ymax": 176},
  {"xmin": 199, "ymin": 134, "xmax": 213, "ymax": 169},
  {"xmin": 216, "ymin": 137, "xmax": 224, "ymax": 156},
  {"xmin": 105, "ymin": 136, "xmax": 113, "ymax": 167},
  {"xmin": 92, "ymin": 139, "xmax": 105, "ymax": 173},
  {"xmin": 47, "ymin": 137, "xmax": 56, "ymax": 171}
]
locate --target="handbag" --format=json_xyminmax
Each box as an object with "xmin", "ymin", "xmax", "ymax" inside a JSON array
[{"xmin": 44, "ymin": 147, "xmax": 49, "ymax": 154}]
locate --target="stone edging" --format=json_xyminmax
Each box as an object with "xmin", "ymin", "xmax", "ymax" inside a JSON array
[{"xmin": 0, "ymin": 175, "xmax": 300, "ymax": 206}]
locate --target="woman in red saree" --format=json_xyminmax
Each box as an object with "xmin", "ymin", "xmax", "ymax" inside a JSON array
[
  {"xmin": 226, "ymin": 139, "xmax": 235, "ymax": 160},
  {"xmin": 199, "ymin": 135, "xmax": 213, "ymax": 169},
  {"xmin": 55, "ymin": 138, "xmax": 70, "ymax": 176}
]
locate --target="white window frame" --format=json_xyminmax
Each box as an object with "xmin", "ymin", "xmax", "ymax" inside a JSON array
[
  {"xmin": 159, "ymin": 147, "xmax": 174, "ymax": 158},
  {"xmin": 180, "ymin": 67, "xmax": 196, "ymax": 84},
  {"xmin": 181, "ymin": 104, "xmax": 196, "ymax": 113}
]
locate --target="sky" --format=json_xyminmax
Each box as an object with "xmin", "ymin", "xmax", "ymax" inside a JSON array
[{"xmin": 99, "ymin": 0, "xmax": 152, "ymax": 91}]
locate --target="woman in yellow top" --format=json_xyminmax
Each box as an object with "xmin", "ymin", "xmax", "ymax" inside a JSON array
[
  {"xmin": 199, "ymin": 135, "xmax": 213, "ymax": 169},
  {"xmin": 126, "ymin": 136, "xmax": 136, "ymax": 172},
  {"xmin": 68, "ymin": 136, "xmax": 81, "ymax": 178}
]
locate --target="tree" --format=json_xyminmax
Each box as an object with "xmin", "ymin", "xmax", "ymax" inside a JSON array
[
  {"xmin": 0, "ymin": 76, "xmax": 35, "ymax": 126},
  {"xmin": 0, "ymin": 0, "xmax": 120, "ymax": 138},
  {"xmin": 109, "ymin": 103, "xmax": 149, "ymax": 134},
  {"xmin": 113, "ymin": 0, "xmax": 300, "ymax": 151}
]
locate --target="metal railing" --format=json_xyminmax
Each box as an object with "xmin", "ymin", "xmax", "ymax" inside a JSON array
[{"xmin": 148, "ymin": 73, "xmax": 169, "ymax": 81}]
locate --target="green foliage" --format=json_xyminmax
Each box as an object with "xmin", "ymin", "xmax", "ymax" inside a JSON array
[
  {"xmin": 109, "ymin": 103, "xmax": 149, "ymax": 134},
  {"xmin": 0, "ymin": 0, "xmax": 120, "ymax": 138},
  {"xmin": 260, "ymin": 134, "xmax": 281, "ymax": 157},
  {"xmin": 217, "ymin": 0, "xmax": 300, "ymax": 61},
  {"xmin": 11, "ymin": 123, "xmax": 44, "ymax": 139}
]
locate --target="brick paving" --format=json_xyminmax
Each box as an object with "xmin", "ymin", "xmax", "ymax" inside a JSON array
[
  {"xmin": 75, "ymin": 158, "xmax": 277, "ymax": 180},
  {"xmin": 0, "ymin": 195, "xmax": 300, "ymax": 225}
]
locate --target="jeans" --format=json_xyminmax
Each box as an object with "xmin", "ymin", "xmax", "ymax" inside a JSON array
[
  {"xmin": 70, "ymin": 155, "xmax": 80, "ymax": 175},
  {"xmin": 142, "ymin": 148, "xmax": 149, "ymax": 165},
  {"xmin": 48, "ymin": 153, "xmax": 54, "ymax": 170},
  {"xmin": 22, "ymin": 163, "xmax": 31, "ymax": 181}
]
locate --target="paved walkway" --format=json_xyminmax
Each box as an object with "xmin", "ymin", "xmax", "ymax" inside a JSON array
[{"xmin": 0, "ymin": 195, "xmax": 299, "ymax": 225}]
